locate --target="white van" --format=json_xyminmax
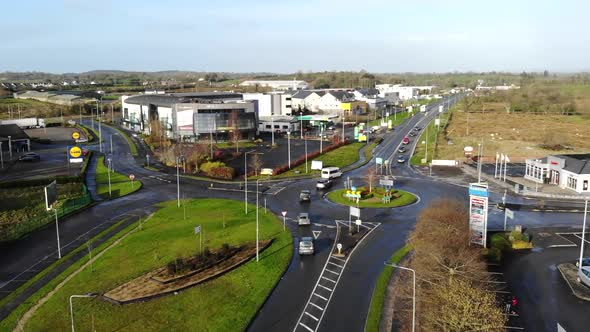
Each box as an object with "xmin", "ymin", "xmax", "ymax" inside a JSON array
[{"xmin": 321, "ymin": 167, "xmax": 342, "ymax": 179}]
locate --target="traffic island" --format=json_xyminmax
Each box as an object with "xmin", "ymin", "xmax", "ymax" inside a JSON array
[
  {"xmin": 333, "ymin": 221, "xmax": 372, "ymax": 257},
  {"xmin": 558, "ymin": 263, "xmax": 590, "ymax": 301},
  {"xmin": 327, "ymin": 187, "xmax": 417, "ymax": 208}
]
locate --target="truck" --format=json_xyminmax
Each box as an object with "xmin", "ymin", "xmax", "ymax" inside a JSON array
[
  {"xmin": 420, "ymin": 105, "xmax": 427, "ymax": 113},
  {"xmin": 0, "ymin": 118, "xmax": 46, "ymax": 128}
]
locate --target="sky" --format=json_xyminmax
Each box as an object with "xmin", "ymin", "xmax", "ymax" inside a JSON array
[{"xmin": 2, "ymin": 0, "xmax": 590, "ymax": 73}]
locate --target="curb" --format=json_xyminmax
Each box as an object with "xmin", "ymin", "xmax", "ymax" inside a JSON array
[{"xmin": 557, "ymin": 263, "xmax": 590, "ymax": 301}]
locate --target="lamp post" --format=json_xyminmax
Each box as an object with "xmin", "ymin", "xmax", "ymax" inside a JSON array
[
  {"xmin": 176, "ymin": 156, "xmax": 182, "ymax": 207},
  {"xmin": 271, "ymin": 115, "xmax": 274, "ymax": 146},
  {"xmin": 70, "ymin": 293, "xmax": 97, "ymax": 332},
  {"xmin": 384, "ymin": 263, "xmax": 415, "ymax": 332},
  {"xmin": 579, "ymin": 200, "xmax": 589, "ymax": 270},
  {"xmin": 287, "ymin": 131, "xmax": 291, "ymax": 169},
  {"xmin": 0, "ymin": 142, "xmax": 3, "ymax": 168},
  {"xmin": 304, "ymin": 133, "xmax": 308, "ymax": 173},
  {"xmin": 244, "ymin": 150, "xmax": 262, "ymax": 214},
  {"xmin": 255, "ymin": 176, "xmax": 270, "ymax": 262},
  {"xmin": 107, "ymin": 157, "xmax": 112, "ymax": 198}
]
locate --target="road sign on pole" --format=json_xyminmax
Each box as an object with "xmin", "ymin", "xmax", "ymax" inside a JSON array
[
  {"xmin": 350, "ymin": 206, "xmax": 360, "ymax": 218},
  {"xmin": 337, "ymin": 243, "xmax": 342, "ymax": 255},
  {"xmin": 281, "ymin": 211, "xmax": 287, "ymax": 231}
]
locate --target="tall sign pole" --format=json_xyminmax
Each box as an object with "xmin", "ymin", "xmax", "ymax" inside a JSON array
[{"xmin": 469, "ymin": 182, "xmax": 489, "ymax": 247}]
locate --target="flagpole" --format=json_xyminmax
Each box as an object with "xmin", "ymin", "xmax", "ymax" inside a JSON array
[
  {"xmin": 504, "ymin": 155, "xmax": 508, "ymax": 182},
  {"xmin": 499, "ymin": 154, "xmax": 504, "ymax": 181},
  {"xmin": 494, "ymin": 152, "xmax": 498, "ymax": 178}
]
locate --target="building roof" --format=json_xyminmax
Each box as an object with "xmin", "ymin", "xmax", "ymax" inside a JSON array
[
  {"xmin": 124, "ymin": 92, "xmax": 242, "ymax": 107},
  {"xmin": 327, "ymin": 91, "xmax": 354, "ymax": 101},
  {"xmin": 0, "ymin": 124, "xmax": 30, "ymax": 140},
  {"xmin": 259, "ymin": 116, "xmax": 297, "ymax": 123},
  {"xmin": 355, "ymin": 88, "xmax": 380, "ymax": 97},
  {"xmin": 558, "ymin": 154, "xmax": 590, "ymax": 174}
]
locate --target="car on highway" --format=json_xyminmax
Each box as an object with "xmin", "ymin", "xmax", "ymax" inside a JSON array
[
  {"xmin": 299, "ymin": 190, "xmax": 311, "ymax": 202},
  {"xmin": 18, "ymin": 152, "xmax": 41, "ymax": 162},
  {"xmin": 316, "ymin": 179, "xmax": 332, "ymax": 190},
  {"xmin": 397, "ymin": 155, "xmax": 406, "ymax": 163},
  {"xmin": 398, "ymin": 146, "xmax": 407, "ymax": 153},
  {"xmin": 299, "ymin": 237, "xmax": 315, "ymax": 255},
  {"xmin": 413, "ymin": 126, "xmax": 421, "ymax": 131},
  {"xmin": 298, "ymin": 213, "xmax": 311, "ymax": 226},
  {"xmin": 408, "ymin": 131, "xmax": 417, "ymax": 137},
  {"xmin": 402, "ymin": 137, "xmax": 410, "ymax": 145},
  {"xmin": 577, "ymin": 266, "xmax": 590, "ymax": 287}
]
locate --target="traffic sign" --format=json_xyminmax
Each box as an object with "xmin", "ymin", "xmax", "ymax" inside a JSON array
[
  {"xmin": 129, "ymin": 174, "xmax": 135, "ymax": 181},
  {"xmin": 72, "ymin": 131, "xmax": 80, "ymax": 140},
  {"xmin": 281, "ymin": 211, "xmax": 287, "ymax": 217},
  {"xmin": 350, "ymin": 206, "xmax": 360, "ymax": 218},
  {"xmin": 336, "ymin": 243, "xmax": 342, "ymax": 254},
  {"xmin": 376, "ymin": 157, "xmax": 383, "ymax": 165},
  {"xmin": 505, "ymin": 208, "xmax": 514, "ymax": 219},
  {"xmin": 312, "ymin": 230, "xmax": 322, "ymax": 239},
  {"xmin": 355, "ymin": 219, "xmax": 362, "ymax": 226},
  {"xmin": 69, "ymin": 146, "xmax": 82, "ymax": 158}
]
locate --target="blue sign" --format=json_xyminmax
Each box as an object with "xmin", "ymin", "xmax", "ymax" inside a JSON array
[
  {"xmin": 351, "ymin": 186, "xmax": 357, "ymax": 192},
  {"xmin": 469, "ymin": 184, "xmax": 488, "ymax": 197}
]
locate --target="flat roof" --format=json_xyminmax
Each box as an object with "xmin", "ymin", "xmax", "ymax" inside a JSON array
[{"xmin": 124, "ymin": 92, "xmax": 242, "ymax": 107}]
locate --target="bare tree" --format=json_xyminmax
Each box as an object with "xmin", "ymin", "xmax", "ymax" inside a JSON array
[
  {"xmin": 365, "ymin": 167, "xmax": 376, "ymax": 193},
  {"xmin": 229, "ymin": 110, "xmax": 242, "ymax": 154},
  {"xmin": 249, "ymin": 153, "xmax": 263, "ymax": 176},
  {"xmin": 186, "ymin": 143, "xmax": 208, "ymax": 173}
]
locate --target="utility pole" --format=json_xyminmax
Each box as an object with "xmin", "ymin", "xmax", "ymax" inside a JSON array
[
  {"xmin": 304, "ymin": 134, "xmax": 308, "ymax": 173},
  {"xmin": 177, "ymin": 157, "xmax": 181, "ymax": 207}
]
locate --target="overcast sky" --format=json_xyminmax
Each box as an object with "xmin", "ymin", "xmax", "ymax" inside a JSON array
[{"xmin": 3, "ymin": 0, "xmax": 590, "ymax": 73}]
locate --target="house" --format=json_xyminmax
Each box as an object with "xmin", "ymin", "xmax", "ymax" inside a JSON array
[
  {"xmin": 239, "ymin": 80, "xmax": 309, "ymax": 90},
  {"xmin": 316, "ymin": 91, "xmax": 355, "ymax": 113},
  {"xmin": 352, "ymin": 88, "xmax": 386, "ymax": 109},
  {"xmin": 290, "ymin": 90, "xmax": 325, "ymax": 112},
  {"xmin": 525, "ymin": 154, "xmax": 590, "ymax": 194}
]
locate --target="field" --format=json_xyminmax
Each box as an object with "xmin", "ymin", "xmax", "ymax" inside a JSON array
[
  {"xmin": 96, "ymin": 156, "xmax": 142, "ymax": 199},
  {"xmin": 20, "ymin": 198, "xmax": 293, "ymax": 331}
]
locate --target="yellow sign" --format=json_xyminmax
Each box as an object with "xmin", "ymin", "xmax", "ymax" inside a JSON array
[
  {"xmin": 72, "ymin": 132, "xmax": 80, "ymax": 140},
  {"xmin": 69, "ymin": 146, "xmax": 82, "ymax": 158}
]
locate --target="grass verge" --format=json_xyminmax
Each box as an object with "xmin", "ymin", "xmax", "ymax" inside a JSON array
[
  {"xmin": 365, "ymin": 245, "xmax": 411, "ymax": 332},
  {"xmin": 101, "ymin": 123, "xmax": 139, "ymax": 156},
  {"xmin": 410, "ymin": 112, "xmax": 450, "ymax": 166},
  {"xmin": 368, "ymin": 110, "xmax": 414, "ymax": 128},
  {"xmin": 0, "ymin": 217, "xmax": 135, "ymax": 332},
  {"xmin": 96, "ymin": 156, "xmax": 142, "ymax": 199},
  {"xmin": 20, "ymin": 199, "xmax": 292, "ymax": 331},
  {"xmin": 327, "ymin": 188, "xmax": 417, "ymax": 208}
]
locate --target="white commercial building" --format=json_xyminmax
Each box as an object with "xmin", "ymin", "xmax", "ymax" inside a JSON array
[
  {"xmin": 242, "ymin": 92, "xmax": 293, "ymax": 117},
  {"xmin": 239, "ymin": 80, "xmax": 309, "ymax": 90},
  {"xmin": 258, "ymin": 116, "xmax": 300, "ymax": 134},
  {"xmin": 525, "ymin": 154, "xmax": 590, "ymax": 194},
  {"xmin": 375, "ymin": 84, "xmax": 436, "ymax": 100},
  {"xmin": 352, "ymin": 88, "xmax": 387, "ymax": 109}
]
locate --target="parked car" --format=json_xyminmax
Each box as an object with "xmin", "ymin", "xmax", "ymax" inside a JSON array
[
  {"xmin": 298, "ymin": 213, "xmax": 311, "ymax": 226},
  {"xmin": 576, "ymin": 258, "xmax": 590, "ymax": 267},
  {"xmin": 299, "ymin": 237, "xmax": 315, "ymax": 255},
  {"xmin": 299, "ymin": 190, "xmax": 311, "ymax": 202},
  {"xmin": 316, "ymin": 179, "xmax": 332, "ymax": 190},
  {"xmin": 398, "ymin": 146, "xmax": 407, "ymax": 153},
  {"xmin": 397, "ymin": 155, "xmax": 406, "ymax": 163},
  {"xmin": 577, "ymin": 266, "xmax": 590, "ymax": 287},
  {"xmin": 18, "ymin": 152, "xmax": 40, "ymax": 162}
]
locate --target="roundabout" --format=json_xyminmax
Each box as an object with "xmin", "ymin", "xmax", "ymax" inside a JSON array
[{"xmin": 326, "ymin": 187, "xmax": 418, "ymax": 208}]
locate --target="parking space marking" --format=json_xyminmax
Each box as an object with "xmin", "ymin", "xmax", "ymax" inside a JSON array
[{"xmin": 299, "ymin": 322, "xmax": 314, "ymax": 332}]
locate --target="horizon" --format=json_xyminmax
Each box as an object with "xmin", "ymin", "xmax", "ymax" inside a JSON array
[{"xmin": 3, "ymin": 0, "xmax": 590, "ymax": 73}]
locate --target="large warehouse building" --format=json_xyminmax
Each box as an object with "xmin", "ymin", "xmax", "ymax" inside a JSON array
[{"xmin": 121, "ymin": 92, "xmax": 257, "ymax": 141}]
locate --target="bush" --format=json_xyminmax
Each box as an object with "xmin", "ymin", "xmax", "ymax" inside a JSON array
[
  {"xmin": 486, "ymin": 247, "xmax": 502, "ymax": 262},
  {"xmin": 512, "ymin": 240, "xmax": 533, "ymax": 250},
  {"xmin": 491, "ymin": 233, "xmax": 511, "ymax": 252},
  {"xmin": 200, "ymin": 161, "xmax": 226, "ymax": 174}
]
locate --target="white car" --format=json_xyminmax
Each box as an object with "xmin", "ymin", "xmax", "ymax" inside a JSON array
[
  {"xmin": 397, "ymin": 155, "xmax": 406, "ymax": 163},
  {"xmin": 316, "ymin": 179, "xmax": 332, "ymax": 190},
  {"xmin": 578, "ymin": 266, "xmax": 590, "ymax": 287},
  {"xmin": 298, "ymin": 213, "xmax": 311, "ymax": 226},
  {"xmin": 299, "ymin": 237, "xmax": 314, "ymax": 255}
]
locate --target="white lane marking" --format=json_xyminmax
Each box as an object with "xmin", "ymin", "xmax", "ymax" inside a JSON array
[
  {"xmin": 299, "ymin": 322, "xmax": 314, "ymax": 332},
  {"xmin": 325, "ymin": 269, "xmax": 340, "ymax": 276},
  {"xmin": 309, "ymin": 302, "xmax": 324, "ymax": 311},
  {"xmin": 328, "ymin": 261, "xmax": 344, "ymax": 268},
  {"xmin": 321, "ymin": 276, "xmax": 337, "ymax": 284},
  {"xmin": 331, "ymin": 256, "xmax": 346, "ymax": 263},
  {"xmin": 317, "ymin": 284, "xmax": 333, "ymax": 292},
  {"xmin": 313, "ymin": 292, "xmax": 328, "ymax": 301},
  {"xmin": 304, "ymin": 312, "xmax": 320, "ymax": 321},
  {"xmin": 573, "ymin": 233, "xmax": 590, "ymax": 245}
]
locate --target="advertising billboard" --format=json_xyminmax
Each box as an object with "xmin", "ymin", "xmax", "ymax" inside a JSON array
[{"xmin": 469, "ymin": 183, "xmax": 488, "ymax": 246}]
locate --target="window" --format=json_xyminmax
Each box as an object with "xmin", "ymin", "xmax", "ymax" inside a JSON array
[
  {"xmin": 274, "ymin": 125, "xmax": 279, "ymax": 129},
  {"xmin": 282, "ymin": 125, "xmax": 289, "ymax": 129},
  {"xmin": 567, "ymin": 176, "xmax": 578, "ymax": 190},
  {"xmin": 265, "ymin": 125, "xmax": 271, "ymax": 129}
]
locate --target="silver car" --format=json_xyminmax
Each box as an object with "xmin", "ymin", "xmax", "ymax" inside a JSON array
[
  {"xmin": 299, "ymin": 237, "xmax": 314, "ymax": 255},
  {"xmin": 577, "ymin": 266, "xmax": 590, "ymax": 287},
  {"xmin": 298, "ymin": 213, "xmax": 311, "ymax": 226}
]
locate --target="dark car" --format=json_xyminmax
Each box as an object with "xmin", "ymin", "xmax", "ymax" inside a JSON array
[
  {"xmin": 18, "ymin": 152, "xmax": 41, "ymax": 162},
  {"xmin": 408, "ymin": 132, "xmax": 417, "ymax": 137},
  {"xmin": 398, "ymin": 146, "xmax": 407, "ymax": 153},
  {"xmin": 413, "ymin": 126, "xmax": 421, "ymax": 131},
  {"xmin": 299, "ymin": 190, "xmax": 311, "ymax": 202}
]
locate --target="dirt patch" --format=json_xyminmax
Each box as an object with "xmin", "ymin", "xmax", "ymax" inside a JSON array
[
  {"xmin": 103, "ymin": 240, "xmax": 273, "ymax": 304},
  {"xmin": 436, "ymin": 111, "xmax": 590, "ymax": 160}
]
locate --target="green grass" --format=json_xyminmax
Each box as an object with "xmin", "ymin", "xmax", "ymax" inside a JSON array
[
  {"xmin": 0, "ymin": 217, "xmax": 129, "ymax": 325},
  {"xmin": 327, "ymin": 188, "xmax": 417, "ymax": 208},
  {"xmin": 264, "ymin": 142, "xmax": 367, "ymax": 179},
  {"xmin": 101, "ymin": 122, "xmax": 139, "ymax": 156},
  {"xmin": 368, "ymin": 111, "xmax": 414, "ymax": 128},
  {"xmin": 365, "ymin": 245, "xmax": 411, "ymax": 332},
  {"xmin": 144, "ymin": 166, "xmax": 161, "ymax": 172},
  {"xmin": 215, "ymin": 141, "xmax": 258, "ymax": 149},
  {"xmin": 96, "ymin": 156, "xmax": 142, "ymax": 199},
  {"xmin": 21, "ymin": 198, "xmax": 293, "ymax": 331},
  {"xmin": 410, "ymin": 112, "xmax": 450, "ymax": 166}
]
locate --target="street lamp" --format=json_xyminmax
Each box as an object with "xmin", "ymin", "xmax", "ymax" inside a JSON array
[
  {"xmin": 304, "ymin": 133, "xmax": 308, "ymax": 173},
  {"xmin": 384, "ymin": 262, "xmax": 415, "ymax": 332},
  {"xmin": 287, "ymin": 131, "xmax": 291, "ymax": 169},
  {"xmin": 176, "ymin": 156, "xmax": 184, "ymax": 208},
  {"xmin": 256, "ymin": 175, "xmax": 271, "ymax": 262},
  {"xmin": 70, "ymin": 293, "xmax": 97, "ymax": 332},
  {"xmin": 107, "ymin": 157, "xmax": 112, "ymax": 198},
  {"xmin": 244, "ymin": 150, "xmax": 263, "ymax": 214}
]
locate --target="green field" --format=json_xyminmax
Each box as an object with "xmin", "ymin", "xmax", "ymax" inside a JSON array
[
  {"xmin": 96, "ymin": 156, "xmax": 142, "ymax": 199},
  {"xmin": 268, "ymin": 142, "xmax": 369, "ymax": 179},
  {"xmin": 365, "ymin": 245, "xmax": 411, "ymax": 332},
  {"xmin": 21, "ymin": 198, "xmax": 293, "ymax": 331},
  {"xmin": 327, "ymin": 188, "xmax": 417, "ymax": 208}
]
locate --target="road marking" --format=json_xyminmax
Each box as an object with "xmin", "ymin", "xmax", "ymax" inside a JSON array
[
  {"xmin": 321, "ymin": 276, "xmax": 337, "ymax": 284},
  {"xmin": 317, "ymin": 284, "xmax": 333, "ymax": 292},
  {"xmin": 313, "ymin": 292, "xmax": 328, "ymax": 301},
  {"xmin": 328, "ymin": 261, "xmax": 343, "ymax": 268},
  {"xmin": 299, "ymin": 322, "xmax": 314, "ymax": 332},
  {"xmin": 325, "ymin": 269, "xmax": 340, "ymax": 276},
  {"xmin": 309, "ymin": 302, "xmax": 324, "ymax": 311},
  {"xmin": 304, "ymin": 312, "xmax": 319, "ymax": 321},
  {"xmin": 331, "ymin": 256, "xmax": 346, "ymax": 263},
  {"xmin": 573, "ymin": 233, "xmax": 590, "ymax": 245}
]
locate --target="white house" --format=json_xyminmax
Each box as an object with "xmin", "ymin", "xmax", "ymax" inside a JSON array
[
  {"xmin": 317, "ymin": 91, "xmax": 355, "ymax": 113},
  {"xmin": 524, "ymin": 154, "xmax": 590, "ymax": 194},
  {"xmin": 290, "ymin": 90, "xmax": 325, "ymax": 112},
  {"xmin": 375, "ymin": 84, "xmax": 419, "ymax": 100},
  {"xmin": 352, "ymin": 88, "xmax": 387, "ymax": 109}
]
